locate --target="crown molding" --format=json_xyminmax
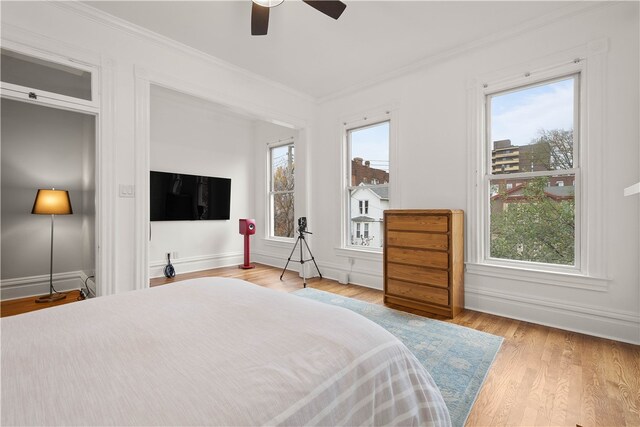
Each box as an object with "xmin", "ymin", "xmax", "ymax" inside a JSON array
[
  {"xmin": 44, "ymin": 0, "xmax": 617, "ymax": 106},
  {"xmin": 48, "ymin": 1, "xmax": 316, "ymax": 104},
  {"xmin": 317, "ymin": 1, "xmax": 616, "ymax": 104}
]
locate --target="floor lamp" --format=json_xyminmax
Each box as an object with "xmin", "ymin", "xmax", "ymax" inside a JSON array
[{"xmin": 31, "ymin": 188, "xmax": 73, "ymax": 303}]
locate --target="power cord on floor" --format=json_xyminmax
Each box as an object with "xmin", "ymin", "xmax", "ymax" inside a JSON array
[{"xmin": 77, "ymin": 275, "xmax": 96, "ymax": 300}]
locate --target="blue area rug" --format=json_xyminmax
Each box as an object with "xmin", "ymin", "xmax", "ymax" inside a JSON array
[{"xmin": 293, "ymin": 288, "xmax": 503, "ymax": 427}]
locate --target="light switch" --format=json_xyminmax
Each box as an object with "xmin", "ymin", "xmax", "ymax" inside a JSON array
[{"xmin": 119, "ymin": 184, "xmax": 135, "ymax": 198}]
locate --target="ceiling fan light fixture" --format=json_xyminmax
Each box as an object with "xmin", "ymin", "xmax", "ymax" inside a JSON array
[{"xmin": 252, "ymin": 0, "xmax": 284, "ymax": 7}]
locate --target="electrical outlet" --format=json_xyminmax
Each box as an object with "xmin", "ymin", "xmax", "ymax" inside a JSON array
[{"xmin": 172, "ymin": 251, "xmax": 179, "ymax": 260}]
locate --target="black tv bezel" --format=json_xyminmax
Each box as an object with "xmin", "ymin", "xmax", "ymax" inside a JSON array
[{"xmin": 149, "ymin": 170, "xmax": 231, "ymax": 221}]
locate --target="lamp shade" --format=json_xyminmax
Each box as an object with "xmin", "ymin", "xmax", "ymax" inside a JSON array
[
  {"xmin": 252, "ymin": 0, "xmax": 284, "ymax": 7},
  {"xmin": 31, "ymin": 189, "xmax": 73, "ymax": 215}
]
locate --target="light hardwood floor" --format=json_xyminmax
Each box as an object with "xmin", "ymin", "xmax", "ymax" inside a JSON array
[
  {"xmin": 3, "ymin": 264, "xmax": 639, "ymax": 426},
  {"xmin": 0, "ymin": 290, "xmax": 84, "ymax": 318}
]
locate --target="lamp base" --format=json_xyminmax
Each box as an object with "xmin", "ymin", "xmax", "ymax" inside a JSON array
[{"xmin": 35, "ymin": 293, "xmax": 67, "ymax": 303}]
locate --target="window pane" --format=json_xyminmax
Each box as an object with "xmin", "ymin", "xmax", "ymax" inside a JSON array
[
  {"xmin": 349, "ymin": 187, "xmax": 385, "ymax": 248},
  {"xmin": 272, "ymin": 193, "xmax": 294, "ymax": 238},
  {"xmin": 350, "ymin": 121, "xmax": 389, "ymax": 185},
  {"xmin": 490, "ymin": 175, "xmax": 575, "ymax": 265},
  {"xmin": 271, "ymin": 144, "xmax": 294, "ymax": 191},
  {"xmin": 1, "ymin": 49, "xmax": 92, "ymax": 101},
  {"xmin": 490, "ymin": 77, "xmax": 576, "ymax": 175}
]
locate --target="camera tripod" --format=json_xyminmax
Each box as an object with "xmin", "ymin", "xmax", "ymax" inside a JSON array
[{"xmin": 280, "ymin": 229, "xmax": 322, "ymax": 288}]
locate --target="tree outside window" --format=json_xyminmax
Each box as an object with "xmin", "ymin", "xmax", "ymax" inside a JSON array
[
  {"xmin": 488, "ymin": 76, "xmax": 578, "ymax": 266},
  {"xmin": 269, "ymin": 143, "xmax": 294, "ymax": 238}
]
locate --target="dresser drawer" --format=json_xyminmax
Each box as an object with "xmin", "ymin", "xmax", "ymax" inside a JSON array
[
  {"xmin": 387, "ymin": 262, "xmax": 448, "ymax": 288},
  {"xmin": 387, "ymin": 230, "xmax": 448, "ymax": 250},
  {"xmin": 386, "ymin": 214, "xmax": 448, "ymax": 233},
  {"xmin": 387, "ymin": 279, "xmax": 449, "ymax": 306},
  {"xmin": 386, "ymin": 247, "xmax": 449, "ymax": 269}
]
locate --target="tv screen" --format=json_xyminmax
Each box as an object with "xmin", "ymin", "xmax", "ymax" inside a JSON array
[{"xmin": 150, "ymin": 171, "xmax": 231, "ymax": 221}]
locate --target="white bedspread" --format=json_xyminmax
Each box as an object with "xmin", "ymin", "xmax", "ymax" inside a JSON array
[{"xmin": 1, "ymin": 278, "xmax": 451, "ymax": 426}]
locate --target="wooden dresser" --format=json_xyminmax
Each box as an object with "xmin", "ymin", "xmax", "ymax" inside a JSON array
[{"xmin": 383, "ymin": 209, "xmax": 464, "ymax": 318}]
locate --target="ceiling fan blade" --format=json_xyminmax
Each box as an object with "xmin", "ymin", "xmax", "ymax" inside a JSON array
[
  {"xmin": 302, "ymin": 0, "xmax": 347, "ymax": 20},
  {"xmin": 251, "ymin": 2, "xmax": 270, "ymax": 35}
]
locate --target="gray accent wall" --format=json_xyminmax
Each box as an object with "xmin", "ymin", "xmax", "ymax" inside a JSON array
[{"xmin": 1, "ymin": 99, "xmax": 95, "ymax": 289}]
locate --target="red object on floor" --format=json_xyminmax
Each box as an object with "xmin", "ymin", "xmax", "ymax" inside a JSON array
[{"xmin": 239, "ymin": 219, "xmax": 256, "ymax": 269}]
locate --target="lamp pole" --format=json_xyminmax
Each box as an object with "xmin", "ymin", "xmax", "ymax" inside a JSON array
[{"xmin": 49, "ymin": 213, "xmax": 54, "ymax": 293}]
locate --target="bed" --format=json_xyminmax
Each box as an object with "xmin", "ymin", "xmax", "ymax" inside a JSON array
[{"xmin": 1, "ymin": 277, "xmax": 451, "ymax": 426}]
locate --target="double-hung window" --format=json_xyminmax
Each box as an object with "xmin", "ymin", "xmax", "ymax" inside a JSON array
[
  {"xmin": 269, "ymin": 142, "xmax": 295, "ymax": 239},
  {"xmin": 346, "ymin": 120, "xmax": 390, "ymax": 249},
  {"xmin": 486, "ymin": 74, "xmax": 580, "ymax": 267}
]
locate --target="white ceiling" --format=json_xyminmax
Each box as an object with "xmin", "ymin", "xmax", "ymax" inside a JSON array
[{"xmin": 87, "ymin": 1, "xmax": 588, "ymax": 99}]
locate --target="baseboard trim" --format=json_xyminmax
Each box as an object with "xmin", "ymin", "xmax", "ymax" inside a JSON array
[
  {"xmin": 252, "ymin": 251, "xmax": 384, "ymax": 290},
  {"xmin": 1, "ymin": 271, "xmax": 87, "ymax": 301},
  {"xmin": 149, "ymin": 252, "xmax": 244, "ymax": 279},
  {"xmin": 315, "ymin": 261, "xmax": 383, "ymax": 290},
  {"xmin": 466, "ymin": 286, "xmax": 640, "ymax": 345}
]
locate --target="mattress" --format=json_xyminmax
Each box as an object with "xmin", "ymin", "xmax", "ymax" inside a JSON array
[{"xmin": 1, "ymin": 277, "xmax": 451, "ymax": 426}]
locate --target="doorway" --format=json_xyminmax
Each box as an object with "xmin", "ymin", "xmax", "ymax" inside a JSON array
[{"xmin": 0, "ymin": 98, "xmax": 97, "ymax": 300}]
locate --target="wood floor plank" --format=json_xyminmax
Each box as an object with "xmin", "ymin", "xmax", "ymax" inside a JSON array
[
  {"xmin": 3, "ymin": 263, "xmax": 639, "ymax": 426},
  {"xmin": 1, "ymin": 290, "xmax": 83, "ymax": 317}
]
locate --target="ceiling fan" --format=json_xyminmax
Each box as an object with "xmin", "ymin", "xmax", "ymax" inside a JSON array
[{"xmin": 251, "ymin": 0, "xmax": 347, "ymax": 36}]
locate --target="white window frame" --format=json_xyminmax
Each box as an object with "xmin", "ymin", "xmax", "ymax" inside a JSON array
[
  {"xmin": 334, "ymin": 106, "xmax": 398, "ymax": 260},
  {"xmin": 466, "ymin": 40, "xmax": 610, "ymax": 291},
  {"xmin": 0, "ymin": 40, "xmax": 100, "ymax": 113},
  {"xmin": 267, "ymin": 140, "xmax": 295, "ymax": 241},
  {"xmin": 342, "ymin": 114, "xmax": 392, "ymax": 253},
  {"xmin": 484, "ymin": 73, "xmax": 581, "ymax": 272}
]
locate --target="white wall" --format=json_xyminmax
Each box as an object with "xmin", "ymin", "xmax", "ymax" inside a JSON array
[
  {"xmin": 1, "ymin": 1, "xmax": 315, "ymax": 294},
  {"xmin": 149, "ymin": 86, "xmax": 255, "ymax": 276},
  {"xmin": 309, "ymin": 3, "xmax": 639, "ymax": 343},
  {"xmin": 1, "ymin": 99, "xmax": 95, "ymax": 299}
]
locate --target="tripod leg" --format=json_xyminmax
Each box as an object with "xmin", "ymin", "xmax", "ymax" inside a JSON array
[
  {"xmin": 301, "ymin": 236, "xmax": 323, "ymax": 279},
  {"xmin": 300, "ymin": 235, "xmax": 306, "ymax": 288},
  {"xmin": 280, "ymin": 237, "xmax": 300, "ymax": 280}
]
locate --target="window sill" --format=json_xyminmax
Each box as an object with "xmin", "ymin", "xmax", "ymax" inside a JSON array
[
  {"xmin": 465, "ymin": 262, "xmax": 610, "ymax": 292},
  {"xmin": 261, "ymin": 238, "xmax": 295, "ymax": 249},
  {"xmin": 334, "ymin": 247, "xmax": 383, "ymax": 261}
]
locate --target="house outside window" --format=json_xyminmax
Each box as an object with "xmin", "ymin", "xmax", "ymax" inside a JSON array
[
  {"xmin": 346, "ymin": 120, "xmax": 390, "ymax": 249},
  {"xmin": 487, "ymin": 74, "xmax": 579, "ymax": 267},
  {"xmin": 269, "ymin": 142, "xmax": 294, "ymax": 239}
]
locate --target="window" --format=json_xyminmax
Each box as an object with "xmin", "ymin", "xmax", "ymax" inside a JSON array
[
  {"xmin": 0, "ymin": 47, "xmax": 98, "ymax": 111},
  {"xmin": 359, "ymin": 200, "xmax": 369, "ymax": 214},
  {"xmin": 269, "ymin": 142, "xmax": 294, "ymax": 239},
  {"xmin": 487, "ymin": 75, "xmax": 579, "ymax": 267},
  {"xmin": 346, "ymin": 120, "xmax": 389, "ymax": 249}
]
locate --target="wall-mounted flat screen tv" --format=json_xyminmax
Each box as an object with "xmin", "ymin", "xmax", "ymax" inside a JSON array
[{"xmin": 150, "ymin": 171, "xmax": 231, "ymax": 221}]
